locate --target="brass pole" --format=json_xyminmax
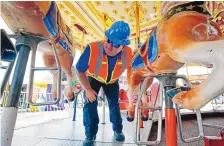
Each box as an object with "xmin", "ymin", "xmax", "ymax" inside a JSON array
[
  {"xmin": 81, "ymin": 30, "xmax": 85, "ymax": 53},
  {"xmin": 156, "ymin": 1, "xmax": 162, "ymax": 20},
  {"xmin": 135, "ymin": 2, "xmax": 140, "ymax": 48},
  {"xmin": 103, "ymin": 13, "xmax": 107, "ymax": 39},
  {"xmin": 185, "ymin": 64, "xmax": 190, "ymax": 79}
]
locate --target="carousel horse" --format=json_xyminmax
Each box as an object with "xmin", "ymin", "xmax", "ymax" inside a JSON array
[
  {"xmin": 1, "ymin": 1, "xmax": 77, "ymax": 101},
  {"xmin": 127, "ymin": 1, "xmax": 224, "ymax": 121}
]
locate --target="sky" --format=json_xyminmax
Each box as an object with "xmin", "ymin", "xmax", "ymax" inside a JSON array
[{"xmin": 0, "ymin": 16, "xmax": 211, "ymax": 85}]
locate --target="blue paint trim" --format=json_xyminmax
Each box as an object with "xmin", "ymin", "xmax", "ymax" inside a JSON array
[
  {"xmin": 43, "ymin": 2, "xmax": 58, "ymax": 38},
  {"xmin": 148, "ymin": 30, "xmax": 158, "ymax": 63},
  {"xmin": 43, "ymin": 2, "xmax": 72, "ymax": 54},
  {"xmin": 132, "ymin": 54, "xmax": 145, "ymax": 71},
  {"xmin": 59, "ymin": 40, "xmax": 72, "ymax": 54},
  {"xmin": 131, "ymin": 29, "xmax": 158, "ymax": 71}
]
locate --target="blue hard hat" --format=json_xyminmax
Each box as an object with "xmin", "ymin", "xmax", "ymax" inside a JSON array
[{"xmin": 105, "ymin": 21, "xmax": 130, "ymax": 47}]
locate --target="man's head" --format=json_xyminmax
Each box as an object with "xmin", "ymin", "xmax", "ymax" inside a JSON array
[{"xmin": 104, "ymin": 21, "xmax": 130, "ymax": 56}]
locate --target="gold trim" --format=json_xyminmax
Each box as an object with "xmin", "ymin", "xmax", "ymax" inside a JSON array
[
  {"xmin": 156, "ymin": 1, "xmax": 162, "ymax": 20},
  {"xmin": 84, "ymin": 1, "xmax": 105, "ymax": 26},
  {"xmin": 85, "ymin": 1, "xmax": 159, "ymax": 34},
  {"xmin": 85, "ymin": 2, "xmax": 113, "ymax": 28},
  {"xmin": 63, "ymin": 2, "xmax": 104, "ymax": 39},
  {"xmin": 105, "ymin": 55, "xmax": 109, "ymax": 83}
]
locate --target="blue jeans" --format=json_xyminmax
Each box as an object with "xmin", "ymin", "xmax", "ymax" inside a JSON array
[{"xmin": 83, "ymin": 77, "xmax": 123, "ymax": 138}]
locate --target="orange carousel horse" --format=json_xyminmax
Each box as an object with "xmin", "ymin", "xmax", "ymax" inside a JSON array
[
  {"xmin": 1, "ymin": 1, "xmax": 77, "ymax": 101},
  {"xmin": 127, "ymin": 1, "xmax": 224, "ymax": 121}
]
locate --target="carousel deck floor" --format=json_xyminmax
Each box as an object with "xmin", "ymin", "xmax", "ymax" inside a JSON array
[{"xmin": 6, "ymin": 106, "xmax": 224, "ymax": 146}]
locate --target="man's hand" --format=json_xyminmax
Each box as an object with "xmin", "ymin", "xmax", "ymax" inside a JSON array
[{"xmin": 85, "ymin": 88, "xmax": 97, "ymax": 103}]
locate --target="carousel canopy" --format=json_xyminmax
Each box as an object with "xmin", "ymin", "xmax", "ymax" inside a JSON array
[
  {"xmin": 56, "ymin": 1, "xmax": 161, "ymax": 50},
  {"xmin": 56, "ymin": 1, "xmax": 224, "ymax": 51}
]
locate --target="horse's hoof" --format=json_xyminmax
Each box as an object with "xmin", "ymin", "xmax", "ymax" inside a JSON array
[
  {"xmin": 66, "ymin": 93, "xmax": 76, "ymax": 102},
  {"xmin": 52, "ymin": 98, "xmax": 57, "ymax": 102},
  {"xmin": 141, "ymin": 115, "xmax": 149, "ymax": 121},
  {"xmin": 141, "ymin": 109, "xmax": 149, "ymax": 121},
  {"xmin": 64, "ymin": 99, "xmax": 68, "ymax": 103},
  {"xmin": 126, "ymin": 111, "xmax": 134, "ymax": 122}
]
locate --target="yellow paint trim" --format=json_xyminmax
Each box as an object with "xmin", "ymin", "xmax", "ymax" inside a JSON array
[
  {"xmin": 105, "ymin": 55, "xmax": 109, "ymax": 83},
  {"xmin": 185, "ymin": 64, "xmax": 190, "ymax": 79},
  {"xmin": 110, "ymin": 58, "xmax": 118, "ymax": 83},
  {"xmin": 83, "ymin": 1, "xmax": 159, "ymax": 35},
  {"xmin": 156, "ymin": 1, "xmax": 162, "ymax": 20},
  {"xmin": 84, "ymin": 2, "xmax": 105, "ymax": 27},
  {"xmin": 62, "ymin": 2, "xmax": 104, "ymax": 39},
  {"xmin": 88, "ymin": 44, "xmax": 92, "ymax": 66},
  {"xmin": 85, "ymin": 2, "xmax": 113, "ymax": 28}
]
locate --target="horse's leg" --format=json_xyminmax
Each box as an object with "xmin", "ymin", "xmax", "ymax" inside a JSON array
[
  {"xmin": 141, "ymin": 78, "xmax": 153, "ymax": 121},
  {"xmin": 172, "ymin": 38, "xmax": 224, "ymax": 110},
  {"xmin": 127, "ymin": 71, "xmax": 153, "ymax": 121},
  {"xmin": 126, "ymin": 72, "xmax": 141, "ymax": 121},
  {"xmin": 63, "ymin": 73, "xmax": 75, "ymax": 101},
  {"xmin": 57, "ymin": 49, "xmax": 75, "ymax": 101},
  {"xmin": 42, "ymin": 54, "xmax": 58, "ymax": 100}
]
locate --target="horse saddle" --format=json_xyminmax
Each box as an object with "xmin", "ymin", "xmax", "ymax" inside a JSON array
[
  {"xmin": 43, "ymin": 2, "xmax": 72, "ymax": 54},
  {"xmin": 1, "ymin": 29, "xmax": 17, "ymax": 62},
  {"xmin": 132, "ymin": 29, "xmax": 158, "ymax": 71}
]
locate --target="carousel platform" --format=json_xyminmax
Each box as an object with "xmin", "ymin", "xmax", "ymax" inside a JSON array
[{"xmin": 8, "ymin": 105, "xmax": 224, "ymax": 146}]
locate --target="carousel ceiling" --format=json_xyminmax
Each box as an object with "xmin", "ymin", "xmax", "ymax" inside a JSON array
[
  {"xmin": 56, "ymin": 1, "xmax": 161, "ymax": 50},
  {"xmin": 56, "ymin": 1, "xmax": 224, "ymax": 51}
]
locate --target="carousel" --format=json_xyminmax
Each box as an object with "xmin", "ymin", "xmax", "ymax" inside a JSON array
[{"xmin": 1, "ymin": 1, "xmax": 224, "ymax": 146}]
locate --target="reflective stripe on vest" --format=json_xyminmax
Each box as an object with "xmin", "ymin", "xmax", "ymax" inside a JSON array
[
  {"xmin": 95, "ymin": 42, "xmax": 104, "ymax": 77},
  {"xmin": 121, "ymin": 48, "xmax": 127, "ymax": 73},
  {"xmin": 88, "ymin": 42, "xmax": 130, "ymax": 84}
]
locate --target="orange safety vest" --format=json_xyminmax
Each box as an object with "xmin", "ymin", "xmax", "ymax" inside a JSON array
[{"xmin": 87, "ymin": 41, "xmax": 132, "ymax": 84}]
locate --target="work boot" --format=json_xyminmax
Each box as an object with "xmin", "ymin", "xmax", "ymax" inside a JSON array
[
  {"xmin": 114, "ymin": 131, "xmax": 125, "ymax": 142},
  {"xmin": 83, "ymin": 135, "xmax": 96, "ymax": 146}
]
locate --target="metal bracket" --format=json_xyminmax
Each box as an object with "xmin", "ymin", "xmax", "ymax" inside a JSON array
[
  {"xmin": 175, "ymin": 105, "xmax": 204, "ymax": 142},
  {"xmin": 134, "ymin": 74, "xmax": 192, "ymax": 145},
  {"xmin": 8, "ymin": 33, "xmax": 62, "ymax": 106}
]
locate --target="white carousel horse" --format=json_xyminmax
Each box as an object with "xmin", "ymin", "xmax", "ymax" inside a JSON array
[
  {"xmin": 1, "ymin": 1, "xmax": 77, "ymax": 101},
  {"xmin": 127, "ymin": 1, "xmax": 224, "ymax": 121}
]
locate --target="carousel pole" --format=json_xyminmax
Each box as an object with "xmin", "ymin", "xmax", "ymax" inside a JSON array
[
  {"xmin": 160, "ymin": 2, "xmax": 177, "ymax": 146},
  {"xmin": 74, "ymin": 24, "xmax": 87, "ymax": 53},
  {"xmin": 73, "ymin": 29, "xmax": 85, "ymax": 120},
  {"xmin": 73, "ymin": 24, "xmax": 87, "ymax": 121},
  {"xmin": 156, "ymin": 1, "xmax": 162, "ymax": 20},
  {"xmin": 135, "ymin": 2, "xmax": 141, "ymax": 49},
  {"xmin": 186, "ymin": 64, "xmax": 190, "ymax": 79},
  {"xmin": 80, "ymin": 30, "xmax": 85, "ymax": 53},
  {"xmin": 101, "ymin": 13, "xmax": 107, "ymax": 124},
  {"xmin": 135, "ymin": 2, "xmax": 144, "ymax": 129}
]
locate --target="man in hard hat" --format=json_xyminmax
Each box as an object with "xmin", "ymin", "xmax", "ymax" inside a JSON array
[{"xmin": 75, "ymin": 21, "xmax": 132, "ymax": 146}]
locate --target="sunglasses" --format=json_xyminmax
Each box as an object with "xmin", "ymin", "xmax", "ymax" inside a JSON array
[{"xmin": 107, "ymin": 39, "xmax": 121, "ymax": 48}]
